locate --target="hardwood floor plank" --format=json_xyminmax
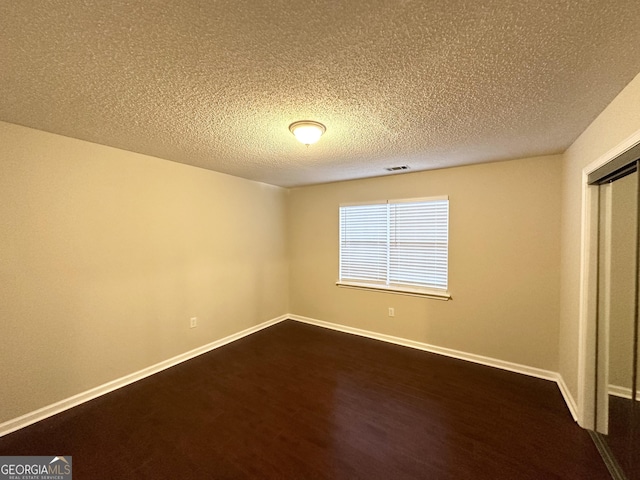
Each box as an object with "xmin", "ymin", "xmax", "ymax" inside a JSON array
[{"xmin": 0, "ymin": 320, "xmax": 611, "ymax": 479}]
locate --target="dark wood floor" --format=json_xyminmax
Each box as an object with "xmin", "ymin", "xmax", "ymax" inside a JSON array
[
  {"xmin": 605, "ymin": 395, "xmax": 640, "ymax": 479},
  {"xmin": 0, "ymin": 320, "xmax": 610, "ymax": 479}
]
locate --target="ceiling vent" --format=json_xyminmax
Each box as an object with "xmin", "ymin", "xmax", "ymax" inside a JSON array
[{"xmin": 385, "ymin": 165, "xmax": 410, "ymax": 172}]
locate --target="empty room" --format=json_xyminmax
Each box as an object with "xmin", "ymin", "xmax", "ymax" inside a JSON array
[{"xmin": 2, "ymin": 1, "xmax": 640, "ymax": 479}]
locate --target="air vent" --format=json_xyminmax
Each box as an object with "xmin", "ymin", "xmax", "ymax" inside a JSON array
[{"xmin": 385, "ymin": 165, "xmax": 410, "ymax": 172}]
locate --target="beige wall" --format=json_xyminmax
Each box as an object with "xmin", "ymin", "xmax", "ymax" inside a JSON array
[
  {"xmin": 289, "ymin": 155, "xmax": 562, "ymax": 371},
  {"xmin": 0, "ymin": 121, "xmax": 289, "ymax": 423},
  {"xmin": 560, "ymin": 72, "xmax": 640, "ymax": 402}
]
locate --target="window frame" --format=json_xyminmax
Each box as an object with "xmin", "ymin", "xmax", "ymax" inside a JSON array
[{"xmin": 336, "ymin": 196, "xmax": 451, "ymax": 300}]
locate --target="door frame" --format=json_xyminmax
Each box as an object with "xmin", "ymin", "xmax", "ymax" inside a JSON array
[{"xmin": 578, "ymin": 132, "xmax": 640, "ymax": 429}]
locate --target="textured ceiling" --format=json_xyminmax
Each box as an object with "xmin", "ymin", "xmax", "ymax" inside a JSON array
[{"xmin": 1, "ymin": 1, "xmax": 640, "ymax": 187}]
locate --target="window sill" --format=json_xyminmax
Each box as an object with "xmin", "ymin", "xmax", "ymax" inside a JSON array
[{"xmin": 336, "ymin": 281, "xmax": 451, "ymax": 300}]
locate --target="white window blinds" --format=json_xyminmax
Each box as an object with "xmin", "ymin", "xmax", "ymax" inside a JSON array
[{"xmin": 339, "ymin": 197, "xmax": 448, "ymax": 292}]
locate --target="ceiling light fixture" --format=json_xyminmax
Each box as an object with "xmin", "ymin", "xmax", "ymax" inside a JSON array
[{"xmin": 289, "ymin": 120, "xmax": 326, "ymax": 145}]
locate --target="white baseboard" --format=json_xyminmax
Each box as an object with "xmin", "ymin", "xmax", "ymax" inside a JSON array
[
  {"xmin": 609, "ymin": 384, "xmax": 640, "ymax": 401},
  {"xmin": 289, "ymin": 314, "xmax": 578, "ymax": 419},
  {"xmin": 0, "ymin": 315, "xmax": 288, "ymax": 438},
  {"xmin": 557, "ymin": 374, "xmax": 579, "ymax": 422},
  {"xmin": 0, "ymin": 313, "xmax": 581, "ymax": 437},
  {"xmin": 289, "ymin": 314, "xmax": 557, "ymax": 380}
]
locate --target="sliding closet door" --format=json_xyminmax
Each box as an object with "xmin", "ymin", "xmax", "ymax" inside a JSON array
[
  {"xmin": 633, "ymin": 216, "xmax": 640, "ymax": 479},
  {"xmin": 598, "ymin": 170, "xmax": 638, "ymax": 478},
  {"xmin": 589, "ymin": 143, "xmax": 640, "ymax": 479}
]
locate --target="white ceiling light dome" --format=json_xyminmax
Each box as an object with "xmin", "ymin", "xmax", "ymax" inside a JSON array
[{"xmin": 289, "ymin": 120, "xmax": 326, "ymax": 145}]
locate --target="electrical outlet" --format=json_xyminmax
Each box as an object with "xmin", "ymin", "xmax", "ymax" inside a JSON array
[
  {"xmin": 388, "ymin": 307, "xmax": 395, "ymax": 317},
  {"xmin": 190, "ymin": 317, "xmax": 198, "ymax": 328}
]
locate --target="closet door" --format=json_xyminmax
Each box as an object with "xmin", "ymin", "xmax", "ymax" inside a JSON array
[
  {"xmin": 594, "ymin": 165, "xmax": 639, "ymax": 479},
  {"xmin": 602, "ymin": 170, "xmax": 638, "ymax": 478},
  {"xmin": 632, "ymin": 216, "xmax": 640, "ymax": 479}
]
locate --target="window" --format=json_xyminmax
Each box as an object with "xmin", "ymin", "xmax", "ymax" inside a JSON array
[{"xmin": 338, "ymin": 196, "xmax": 449, "ymax": 299}]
